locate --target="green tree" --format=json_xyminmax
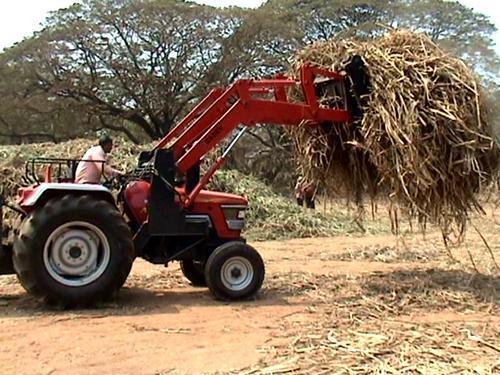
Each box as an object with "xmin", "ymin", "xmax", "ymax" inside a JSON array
[
  {"xmin": 1, "ymin": 0, "xmax": 498, "ymax": 147},
  {"xmin": 0, "ymin": 57, "xmax": 96, "ymax": 143},
  {"xmin": 262, "ymin": 0, "xmax": 499, "ymax": 82},
  {"xmin": 262, "ymin": 0, "xmax": 391, "ymax": 42},
  {"xmin": 486, "ymin": 85, "xmax": 500, "ymax": 143},
  {"xmin": 1, "ymin": 0, "xmax": 308, "ymax": 143},
  {"xmin": 2, "ymin": 0, "xmax": 250, "ymax": 141},
  {"xmin": 392, "ymin": 0, "xmax": 500, "ymax": 83}
]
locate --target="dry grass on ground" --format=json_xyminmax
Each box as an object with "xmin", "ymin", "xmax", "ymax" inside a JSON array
[
  {"xmin": 2, "ymin": 202, "xmax": 496, "ymax": 374},
  {"xmin": 237, "ymin": 209, "xmax": 499, "ymax": 374}
]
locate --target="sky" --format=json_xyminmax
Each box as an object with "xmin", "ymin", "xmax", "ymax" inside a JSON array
[{"xmin": 0, "ymin": 0, "xmax": 499, "ymax": 55}]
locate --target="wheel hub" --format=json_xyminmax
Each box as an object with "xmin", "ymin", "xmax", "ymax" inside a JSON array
[
  {"xmin": 43, "ymin": 222, "xmax": 111, "ymax": 287},
  {"xmin": 69, "ymin": 246, "xmax": 82, "ymax": 259},
  {"xmin": 230, "ymin": 267, "xmax": 242, "ymax": 279},
  {"xmin": 50, "ymin": 229, "xmax": 98, "ymax": 276},
  {"xmin": 220, "ymin": 256, "xmax": 254, "ymax": 292}
]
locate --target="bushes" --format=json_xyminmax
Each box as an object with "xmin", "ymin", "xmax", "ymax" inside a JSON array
[{"xmin": 210, "ymin": 169, "xmax": 360, "ymax": 240}]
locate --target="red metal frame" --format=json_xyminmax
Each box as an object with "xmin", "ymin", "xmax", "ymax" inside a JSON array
[{"xmin": 155, "ymin": 65, "xmax": 350, "ymax": 208}]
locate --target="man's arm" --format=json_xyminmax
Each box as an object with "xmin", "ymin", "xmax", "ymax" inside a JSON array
[
  {"xmin": 102, "ymin": 163, "xmax": 120, "ymax": 179},
  {"xmin": 94, "ymin": 147, "xmax": 121, "ymax": 179}
]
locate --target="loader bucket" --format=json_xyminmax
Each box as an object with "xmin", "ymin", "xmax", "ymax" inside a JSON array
[
  {"xmin": 343, "ymin": 55, "xmax": 371, "ymax": 119},
  {"xmin": 314, "ymin": 55, "xmax": 371, "ymax": 120}
]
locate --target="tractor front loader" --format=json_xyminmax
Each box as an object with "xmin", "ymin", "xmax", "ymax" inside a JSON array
[{"xmin": 0, "ymin": 59, "xmax": 368, "ymax": 307}]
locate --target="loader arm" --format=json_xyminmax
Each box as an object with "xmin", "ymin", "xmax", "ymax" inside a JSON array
[{"xmin": 155, "ymin": 65, "xmax": 351, "ymax": 207}]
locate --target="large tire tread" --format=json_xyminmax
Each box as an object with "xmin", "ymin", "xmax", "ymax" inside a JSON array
[
  {"xmin": 205, "ymin": 241, "xmax": 264, "ymax": 301},
  {"xmin": 13, "ymin": 195, "xmax": 134, "ymax": 307}
]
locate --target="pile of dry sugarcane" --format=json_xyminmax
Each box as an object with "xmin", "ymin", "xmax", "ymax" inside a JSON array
[{"xmin": 290, "ymin": 30, "xmax": 499, "ymax": 236}]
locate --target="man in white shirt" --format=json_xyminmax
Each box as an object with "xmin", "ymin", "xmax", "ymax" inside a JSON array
[{"xmin": 75, "ymin": 135, "xmax": 122, "ymax": 184}]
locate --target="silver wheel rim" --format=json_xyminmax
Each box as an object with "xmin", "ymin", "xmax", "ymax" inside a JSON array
[
  {"xmin": 220, "ymin": 256, "xmax": 254, "ymax": 291},
  {"xmin": 43, "ymin": 221, "xmax": 111, "ymax": 287}
]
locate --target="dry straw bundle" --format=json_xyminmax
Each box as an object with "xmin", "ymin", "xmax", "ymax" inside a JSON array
[{"xmin": 290, "ymin": 30, "xmax": 499, "ymax": 237}]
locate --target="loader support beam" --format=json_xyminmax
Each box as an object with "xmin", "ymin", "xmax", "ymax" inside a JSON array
[
  {"xmin": 170, "ymin": 86, "xmax": 241, "ymax": 160},
  {"xmin": 155, "ymin": 88, "xmax": 225, "ymax": 150},
  {"xmin": 176, "ymin": 99, "xmax": 247, "ymax": 172},
  {"xmin": 155, "ymin": 64, "xmax": 351, "ymax": 207}
]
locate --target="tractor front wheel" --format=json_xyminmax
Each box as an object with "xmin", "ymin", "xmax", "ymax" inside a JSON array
[
  {"xmin": 205, "ymin": 242, "xmax": 264, "ymax": 301},
  {"xmin": 13, "ymin": 195, "xmax": 134, "ymax": 307}
]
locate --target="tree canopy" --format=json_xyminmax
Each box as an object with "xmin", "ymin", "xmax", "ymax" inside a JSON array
[{"xmin": 0, "ymin": 0, "xmax": 498, "ymax": 146}]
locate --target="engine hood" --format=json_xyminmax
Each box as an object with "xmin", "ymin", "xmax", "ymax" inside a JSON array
[{"xmin": 191, "ymin": 189, "xmax": 247, "ymax": 206}]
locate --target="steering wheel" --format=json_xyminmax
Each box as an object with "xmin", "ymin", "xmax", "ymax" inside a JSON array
[{"xmin": 103, "ymin": 174, "xmax": 128, "ymax": 191}]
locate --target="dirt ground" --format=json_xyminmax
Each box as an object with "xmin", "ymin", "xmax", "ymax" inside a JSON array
[{"xmin": 0, "ymin": 209, "xmax": 498, "ymax": 374}]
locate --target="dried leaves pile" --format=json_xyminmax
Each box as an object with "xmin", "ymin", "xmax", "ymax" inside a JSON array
[
  {"xmin": 290, "ymin": 30, "xmax": 499, "ymax": 237},
  {"xmin": 0, "ymin": 138, "xmax": 146, "ymax": 197},
  {"xmin": 0, "ymin": 139, "xmax": 370, "ymax": 241}
]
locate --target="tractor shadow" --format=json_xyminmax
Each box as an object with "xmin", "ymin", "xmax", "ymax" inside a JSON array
[
  {"xmin": 0, "ymin": 282, "xmax": 297, "ymax": 318},
  {"xmin": 2, "ymin": 267, "xmax": 496, "ymax": 318}
]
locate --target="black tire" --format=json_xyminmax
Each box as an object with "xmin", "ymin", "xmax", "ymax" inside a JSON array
[
  {"xmin": 13, "ymin": 195, "xmax": 135, "ymax": 307},
  {"xmin": 205, "ymin": 242, "xmax": 265, "ymax": 301},
  {"xmin": 180, "ymin": 260, "xmax": 206, "ymax": 287}
]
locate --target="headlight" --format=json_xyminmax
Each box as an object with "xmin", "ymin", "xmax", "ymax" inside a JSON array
[{"xmin": 222, "ymin": 205, "xmax": 246, "ymax": 230}]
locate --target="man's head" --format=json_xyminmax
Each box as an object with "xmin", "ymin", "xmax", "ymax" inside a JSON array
[{"xmin": 99, "ymin": 134, "xmax": 113, "ymax": 153}]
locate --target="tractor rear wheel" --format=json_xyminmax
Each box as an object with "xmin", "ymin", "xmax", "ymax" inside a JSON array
[
  {"xmin": 180, "ymin": 259, "xmax": 206, "ymax": 286},
  {"xmin": 13, "ymin": 195, "xmax": 134, "ymax": 307},
  {"xmin": 205, "ymin": 242, "xmax": 264, "ymax": 301}
]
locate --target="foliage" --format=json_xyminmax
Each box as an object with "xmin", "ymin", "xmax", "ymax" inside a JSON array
[
  {"xmin": 0, "ymin": 0, "xmax": 499, "ymax": 194},
  {"xmin": 264, "ymin": 0, "xmax": 500, "ymax": 81},
  {"xmin": 1, "ymin": 1, "xmax": 241, "ymax": 141},
  {"xmin": 0, "ymin": 137, "xmax": 364, "ymax": 241},
  {"xmin": 262, "ymin": 0, "xmax": 392, "ymax": 42},
  {"xmin": 391, "ymin": 0, "xmax": 500, "ymax": 83},
  {"xmin": 210, "ymin": 169, "xmax": 361, "ymax": 240}
]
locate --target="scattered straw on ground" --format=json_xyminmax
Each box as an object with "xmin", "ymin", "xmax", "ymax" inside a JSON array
[{"xmin": 240, "ymin": 261, "xmax": 499, "ymax": 374}]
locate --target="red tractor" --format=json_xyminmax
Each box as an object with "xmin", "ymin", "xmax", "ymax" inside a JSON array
[{"xmin": 0, "ymin": 63, "xmax": 364, "ymax": 307}]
